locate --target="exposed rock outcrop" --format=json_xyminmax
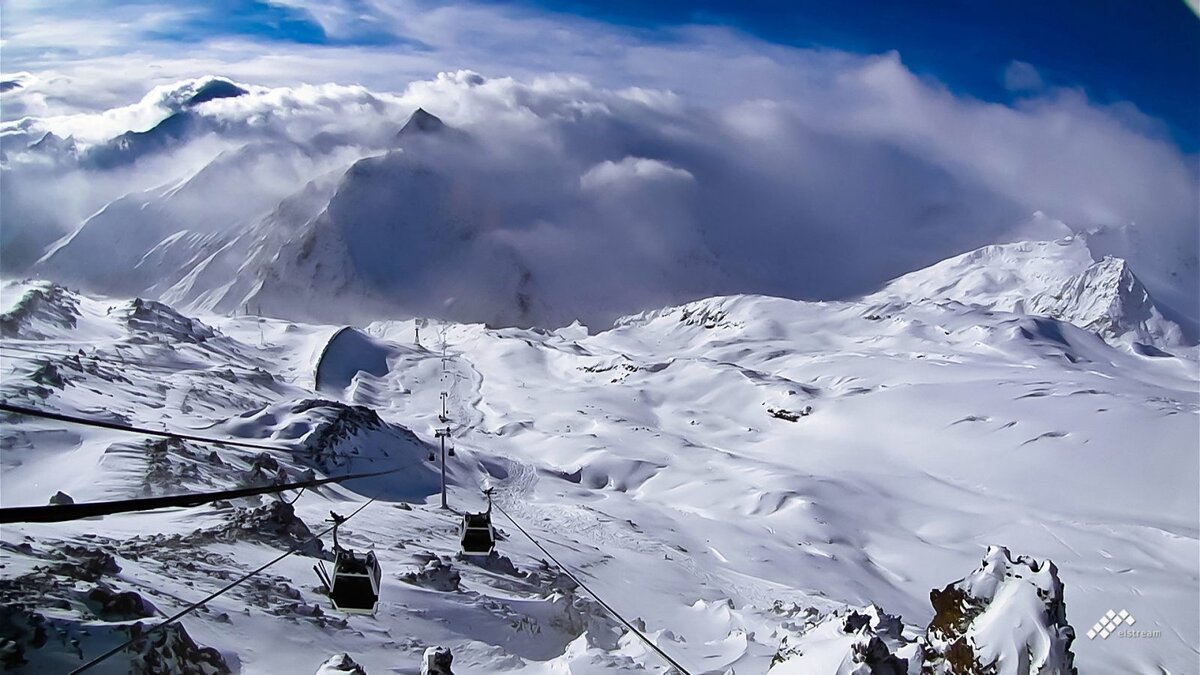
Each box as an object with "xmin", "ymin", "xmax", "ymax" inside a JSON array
[
  {"xmin": 421, "ymin": 646, "xmax": 453, "ymax": 675},
  {"xmin": 923, "ymin": 546, "xmax": 1076, "ymax": 675},
  {"xmin": 768, "ymin": 546, "xmax": 1077, "ymax": 675}
]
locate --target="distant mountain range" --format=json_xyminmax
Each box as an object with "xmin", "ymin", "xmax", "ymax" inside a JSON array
[{"xmin": 3, "ymin": 78, "xmax": 1194, "ymax": 349}]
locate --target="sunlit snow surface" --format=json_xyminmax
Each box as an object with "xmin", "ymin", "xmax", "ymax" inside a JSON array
[{"xmin": 0, "ymin": 277, "xmax": 1196, "ymax": 674}]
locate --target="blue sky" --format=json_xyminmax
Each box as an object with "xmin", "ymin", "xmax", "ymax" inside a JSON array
[{"xmin": 142, "ymin": 0, "xmax": 413, "ymax": 47}]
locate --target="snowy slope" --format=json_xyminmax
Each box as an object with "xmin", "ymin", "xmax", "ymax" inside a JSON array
[
  {"xmin": 34, "ymin": 141, "xmax": 359, "ymax": 304},
  {"xmin": 869, "ymin": 237, "xmax": 1186, "ymax": 349},
  {"xmin": 869, "ymin": 239, "xmax": 1096, "ymax": 309},
  {"xmin": 1024, "ymin": 255, "xmax": 1183, "ymax": 348},
  {"xmin": 2, "ymin": 275, "xmax": 1196, "ymax": 674}
]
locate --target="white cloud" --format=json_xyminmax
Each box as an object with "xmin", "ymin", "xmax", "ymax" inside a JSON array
[{"xmin": 580, "ymin": 157, "xmax": 694, "ymax": 191}]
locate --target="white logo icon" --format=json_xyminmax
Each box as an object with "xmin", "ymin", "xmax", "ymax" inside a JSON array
[{"xmin": 1087, "ymin": 609, "xmax": 1135, "ymax": 640}]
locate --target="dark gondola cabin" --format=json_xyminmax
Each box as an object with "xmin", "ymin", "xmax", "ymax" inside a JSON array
[
  {"xmin": 460, "ymin": 512, "xmax": 495, "ymax": 556},
  {"xmin": 315, "ymin": 511, "xmax": 382, "ymax": 614},
  {"xmin": 328, "ymin": 548, "xmax": 381, "ymax": 614}
]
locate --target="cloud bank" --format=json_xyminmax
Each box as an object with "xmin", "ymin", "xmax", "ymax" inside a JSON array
[{"xmin": 1, "ymin": 3, "xmax": 1196, "ymax": 326}]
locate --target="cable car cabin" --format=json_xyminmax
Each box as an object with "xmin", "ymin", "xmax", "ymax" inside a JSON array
[
  {"xmin": 460, "ymin": 512, "xmax": 496, "ymax": 556},
  {"xmin": 322, "ymin": 548, "xmax": 381, "ymax": 614},
  {"xmin": 314, "ymin": 512, "xmax": 382, "ymax": 615},
  {"xmin": 330, "ymin": 549, "xmax": 382, "ymax": 614}
]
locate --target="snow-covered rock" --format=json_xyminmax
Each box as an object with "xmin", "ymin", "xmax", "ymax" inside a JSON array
[
  {"xmin": 317, "ymin": 652, "xmax": 368, "ymax": 674},
  {"xmin": 401, "ymin": 554, "xmax": 461, "ymax": 592},
  {"xmin": 421, "ymin": 646, "xmax": 453, "ymax": 675},
  {"xmin": 1025, "ymin": 256, "xmax": 1181, "ymax": 347},
  {"xmin": 768, "ymin": 605, "xmax": 917, "ymax": 674},
  {"xmin": 126, "ymin": 622, "xmax": 232, "ymax": 675},
  {"xmin": 121, "ymin": 297, "xmax": 218, "ymax": 343},
  {"xmin": 0, "ymin": 281, "xmax": 80, "ymax": 338},
  {"xmin": 769, "ymin": 547, "xmax": 1078, "ymax": 675},
  {"xmin": 48, "ymin": 490, "xmax": 73, "ymax": 505},
  {"xmin": 922, "ymin": 546, "xmax": 1076, "ymax": 675}
]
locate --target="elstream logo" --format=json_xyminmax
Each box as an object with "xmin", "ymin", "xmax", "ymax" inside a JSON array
[{"xmin": 1086, "ymin": 610, "xmax": 1160, "ymax": 640}]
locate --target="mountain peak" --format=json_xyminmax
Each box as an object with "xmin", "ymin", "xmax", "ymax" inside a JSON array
[
  {"xmin": 1027, "ymin": 254, "xmax": 1181, "ymax": 346},
  {"xmin": 398, "ymin": 107, "xmax": 447, "ymax": 138},
  {"xmin": 871, "ymin": 238, "xmax": 1096, "ymax": 311},
  {"xmin": 872, "ymin": 238, "xmax": 1184, "ymax": 348},
  {"xmin": 30, "ymin": 131, "xmax": 76, "ymax": 155},
  {"xmin": 183, "ymin": 78, "xmax": 248, "ymax": 108}
]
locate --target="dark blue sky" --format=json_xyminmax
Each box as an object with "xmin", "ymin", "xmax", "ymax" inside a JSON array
[
  {"xmin": 490, "ymin": 0, "xmax": 1200, "ymax": 149},
  {"xmin": 143, "ymin": 0, "xmax": 408, "ymax": 47}
]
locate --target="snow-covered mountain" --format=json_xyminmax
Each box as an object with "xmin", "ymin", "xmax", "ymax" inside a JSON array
[
  {"xmin": 1025, "ymin": 255, "xmax": 1182, "ymax": 348},
  {"xmin": 1, "ymin": 274, "xmax": 1195, "ymax": 673},
  {"xmin": 24, "ymin": 102, "xmax": 718, "ymax": 329},
  {"xmin": 869, "ymin": 237, "xmax": 1188, "ymax": 349},
  {"xmin": 7, "ymin": 77, "xmax": 1194, "ymax": 337},
  {"xmin": 24, "ymin": 117, "xmax": 1192, "ymax": 348}
]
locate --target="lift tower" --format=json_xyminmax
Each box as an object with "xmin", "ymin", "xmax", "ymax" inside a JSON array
[{"xmin": 434, "ymin": 426, "xmax": 452, "ymax": 509}]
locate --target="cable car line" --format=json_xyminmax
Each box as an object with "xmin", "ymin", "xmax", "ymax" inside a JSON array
[
  {"xmin": 0, "ymin": 401, "xmax": 299, "ymax": 452},
  {"xmin": 0, "ymin": 343, "xmax": 272, "ymax": 377},
  {"xmin": 0, "ymin": 401, "xmax": 395, "ymax": 466},
  {"xmin": 0, "ymin": 344, "xmax": 305, "ymax": 388},
  {"xmin": 0, "ymin": 466, "xmax": 398, "ymax": 524},
  {"xmin": 69, "ymin": 498, "xmax": 375, "ymax": 675},
  {"xmin": 439, "ymin": 346, "xmax": 689, "ymax": 671},
  {"xmin": 0, "ymin": 400, "xmax": 399, "ymax": 464},
  {"xmin": 492, "ymin": 501, "xmax": 693, "ymax": 675}
]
